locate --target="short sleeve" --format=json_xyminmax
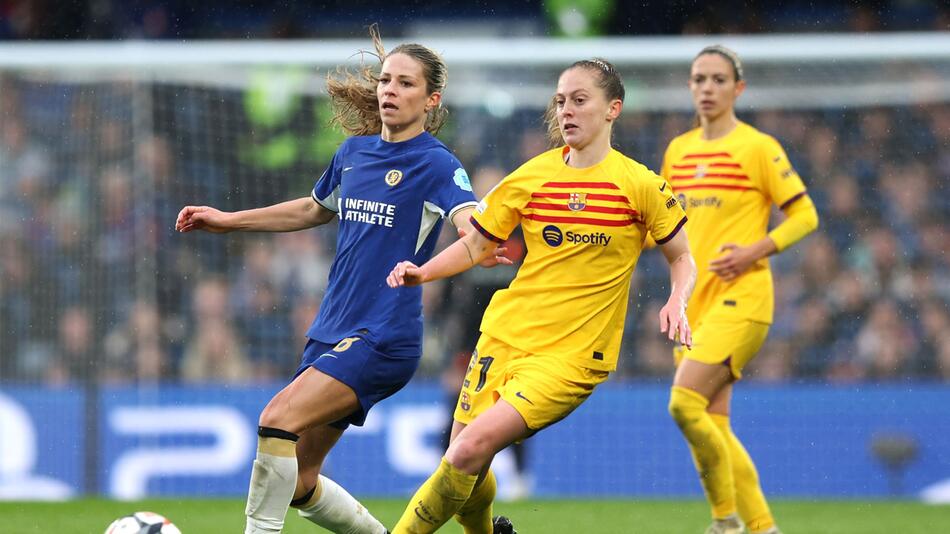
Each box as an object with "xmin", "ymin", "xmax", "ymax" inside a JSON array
[
  {"xmin": 312, "ymin": 142, "xmax": 346, "ymax": 212},
  {"xmin": 759, "ymin": 136, "xmax": 808, "ymax": 209},
  {"xmin": 426, "ymin": 151, "xmax": 477, "ymax": 222},
  {"xmin": 470, "ymin": 176, "xmax": 524, "ymax": 243},
  {"xmin": 638, "ymin": 169, "xmax": 687, "ymax": 245}
]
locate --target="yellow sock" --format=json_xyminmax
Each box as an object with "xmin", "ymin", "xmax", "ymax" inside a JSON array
[
  {"xmin": 455, "ymin": 469, "xmax": 496, "ymax": 534},
  {"xmin": 668, "ymin": 386, "xmax": 736, "ymax": 518},
  {"xmin": 711, "ymin": 414, "xmax": 776, "ymax": 533},
  {"xmin": 393, "ymin": 458, "xmax": 478, "ymax": 534}
]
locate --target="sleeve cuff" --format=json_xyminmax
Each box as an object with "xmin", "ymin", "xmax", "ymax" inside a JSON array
[
  {"xmin": 655, "ymin": 215, "xmax": 687, "ymax": 245},
  {"xmin": 312, "ymin": 190, "xmax": 338, "ymax": 212},
  {"xmin": 447, "ymin": 201, "xmax": 479, "ymax": 224},
  {"xmin": 470, "ymin": 216, "xmax": 505, "ymax": 243},
  {"xmin": 779, "ymin": 191, "xmax": 807, "ymax": 210}
]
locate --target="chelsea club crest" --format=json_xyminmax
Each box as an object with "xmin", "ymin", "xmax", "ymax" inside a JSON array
[
  {"xmin": 385, "ymin": 169, "xmax": 404, "ymax": 187},
  {"xmin": 568, "ymin": 192, "xmax": 587, "ymax": 211}
]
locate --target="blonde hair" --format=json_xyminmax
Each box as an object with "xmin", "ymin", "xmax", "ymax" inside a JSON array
[{"xmin": 326, "ymin": 24, "xmax": 448, "ymax": 136}]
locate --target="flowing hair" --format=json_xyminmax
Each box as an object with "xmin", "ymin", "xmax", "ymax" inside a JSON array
[{"xmin": 326, "ymin": 24, "xmax": 448, "ymax": 136}]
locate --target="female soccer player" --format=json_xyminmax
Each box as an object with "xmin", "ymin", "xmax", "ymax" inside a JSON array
[
  {"xmin": 386, "ymin": 58, "xmax": 697, "ymax": 534},
  {"xmin": 661, "ymin": 46, "xmax": 819, "ymax": 534},
  {"xmin": 176, "ymin": 26, "xmax": 508, "ymax": 534}
]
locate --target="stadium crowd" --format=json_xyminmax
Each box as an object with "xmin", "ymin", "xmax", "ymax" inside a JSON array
[{"xmin": 0, "ymin": 68, "xmax": 947, "ymax": 386}]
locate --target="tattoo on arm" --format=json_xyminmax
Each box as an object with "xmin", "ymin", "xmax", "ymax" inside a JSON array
[{"xmin": 462, "ymin": 241, "xmax": 476, "ymax": 265}]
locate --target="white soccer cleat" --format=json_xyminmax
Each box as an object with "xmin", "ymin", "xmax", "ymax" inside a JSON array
[{"xmin": 704, "ymin": 513, "xmax": 745, "ymax": 534}]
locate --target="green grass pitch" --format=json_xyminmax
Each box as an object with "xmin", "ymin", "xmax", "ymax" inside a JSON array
[{"xmin": 1, "ymin": 499, "xmax": 947, "ymax": 533}]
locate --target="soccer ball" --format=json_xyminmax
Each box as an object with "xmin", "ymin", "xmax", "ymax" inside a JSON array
[{"xmin": 104, "ymin": 511, "xmax": 182, "ymax": 534}]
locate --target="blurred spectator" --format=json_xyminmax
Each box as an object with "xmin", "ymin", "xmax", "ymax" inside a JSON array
[
  {"xmin": 47, "ymin": 305, "xmax": 97, "ymax": 385},
  {"xmin": 180, "ymin": 277, "xmax": 254, "ymax": 383},
  {"xmin": 102, "ymin": 299, "xmax": 172, "ymax": 382},
  {"xmin": 855, "ymin": 299, "xmax": 920, "ymax": 380}
]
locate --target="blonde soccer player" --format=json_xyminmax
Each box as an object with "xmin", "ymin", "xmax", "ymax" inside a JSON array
[
  {"xmin": 177, "ymin": 26, "xmax": 509, "ymax": 534},
  {"xmin": 661, "ymin": 45, "xmax": 819, "ymax": 534},
  {"xmin": 387, "ymin": 58, "xmax": 697, "ymax": 534}
]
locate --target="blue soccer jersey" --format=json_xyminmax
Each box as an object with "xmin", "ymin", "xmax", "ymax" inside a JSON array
[{"xmin": 308, "ymin": 132, "xmax": 476, "ymax": 356}]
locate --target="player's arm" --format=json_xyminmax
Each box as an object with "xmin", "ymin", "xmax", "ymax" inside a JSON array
[
  {"xmin": 387, "ymin": 225, "xmax": 497, "ymax": 288},
  {"xmin": 176, "ymin": 196, "xmax": 335, "ymax": 234},
  {"xmin": 451, "ymin": 206, "xmax": 513, "ymax": 268},
  {"xmin": 657, "ymin": 229, "xmax": 696, "ymax": 347},
  {"xmin": 708, "ymin": 194, "xmax": 818, "ymax": 281}
]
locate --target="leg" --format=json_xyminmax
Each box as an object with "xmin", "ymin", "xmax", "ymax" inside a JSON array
[
  {"xmin": 392, "ymin": 400, "xmax": 529, "ymax": 534},
  {"xmin": 708, "ymin": 386, "xmax": 777, "ymax": 534},
  {"xmin": 669, "ymin": 359, "xmax": 738, "ymax": 523},
  {"xmin": 288, "ymin": 425, "xmax": 388, "ymax": 534},
  {"xmin": 448, "ymin": 421, "xmax": 497, "ymax": 534},
  {"xmin": 246, "ymin": 367, "xmax": 361, "ymax": 534}
]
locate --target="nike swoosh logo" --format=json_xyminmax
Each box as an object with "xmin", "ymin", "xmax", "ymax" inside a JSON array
[
  {"xmin": 342, "ymin": 166, "xmax": 354, "ymax": 172},
  {"xmin": 318, "ymin": 353, "xmax": 338, "ymax": 359},
  {"xmin": 659, "ymin": 182, "xmax": 667, "ymax": 192},
  {"xmin": 514, "ymin": 391, "xmax": 534, "ymax": 405}
]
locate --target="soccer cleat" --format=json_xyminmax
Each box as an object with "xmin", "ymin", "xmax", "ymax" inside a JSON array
[
  {"xmin": 704, "ymin": 514, "xmax": 745, "ymax": 534},
  {"xmin": 492, "ymin": 515, "xmax": 517, "ymax": 534}
]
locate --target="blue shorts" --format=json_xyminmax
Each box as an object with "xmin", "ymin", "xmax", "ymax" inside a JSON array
[{"xmin": 294, "ymin": 337, "xmax": 419, "ymax": 429}]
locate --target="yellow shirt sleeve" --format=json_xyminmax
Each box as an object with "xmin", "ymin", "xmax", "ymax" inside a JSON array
[
  {"xmin": 637, "ymin": 168, "xmax": 687, "ymax": 244},
  {"xmin": 471, "ymin": 174, "xmax": 525, "ymax": 243},
  {"xmin": 759, "ymin": 135, "xmax": 808, "ymax": 209}
]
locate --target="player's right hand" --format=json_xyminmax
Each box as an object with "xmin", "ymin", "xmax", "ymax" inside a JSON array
[
  {"xmin": 175, "ymin": 205, "xmax": 232, "ymax": 233},
  {"xmin": 387, "ymin": 261, "xmax": 426, "ymax": 288}
]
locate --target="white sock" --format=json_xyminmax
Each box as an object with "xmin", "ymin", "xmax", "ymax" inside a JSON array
[
  {"xmin": 245, "ymin": 430, "xmax": 299, "ymax": 534},
  {"xmin": 296, "ymin": 475, "xmax": 387, "ymax": 534}
]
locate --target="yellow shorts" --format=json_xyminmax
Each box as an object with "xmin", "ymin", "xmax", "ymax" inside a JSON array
[
  {"xmin": 673, "ymin": 316, "xmax": 769, "ymax": 379},
  {"xmin": 453, "ymin": 335, "xmax": 610, "ymax": 431}
]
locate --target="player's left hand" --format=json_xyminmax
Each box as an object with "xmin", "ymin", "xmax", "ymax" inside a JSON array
[
  {"xmin": 387, "ymin": 261, "xmax": 426, "ymax": 288},
  {"xmin": 659, "ymin": 297, "xmax": 692, "ymax": 348},
  {"xmin": 457, "ymin": 227, "xmax": 513, "ymax": 268},
  {"xmin": 708, "ymin": 243, "xmax": 757, "ymax": 282}
]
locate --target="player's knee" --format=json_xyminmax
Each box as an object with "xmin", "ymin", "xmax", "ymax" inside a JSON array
[
  {"xmin": 445, "ymin": 435, "xmax": 490, "ymax": 473},
  {"xmin": 668, "ymin": 387, "xmax": 706, "ymax": 428},
  {"xmin": 258, "ymin": 403, "xmax": 301, "ymax": 435},
  {"xmin": 258, "ymin": 405, "xmax": 283, "ymax": 430}
]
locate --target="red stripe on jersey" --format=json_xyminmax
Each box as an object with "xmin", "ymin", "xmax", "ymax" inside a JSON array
[
  {"xmin": 671, "ymin": 162, "xmax": 741, "ymax": 169},
  {"xmin": 683, "ymin": 152, "xmax": 732, "ymax": 159},
  {"xmin": 672, "ymin": 184, "xmax": 753, "ymax": 192},
  {"xmin": 670, "ymin": 173, "xmax": 750, "ymax": 181},
  {"xmin": 526, "ymin": 202, "xmax": 640, "ymax": 217},
  {"xmin": 541, "ymin": 181, "xmax": 620, "ymax": 189},
  {"xmin": 531, "ymin": 192, "xmax": 630, "ymax": 203},
  {"xmin": 525, "ymin": 213, "xmax": 640, "ymax": 227}
]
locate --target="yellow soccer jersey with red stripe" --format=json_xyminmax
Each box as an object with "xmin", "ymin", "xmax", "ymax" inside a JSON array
[
  {"xmin": 471, "ymin": 147, "xmax": 687, "ymax": 371},
  {"xmin": 661, "ymin": 122, "xmax": 807, "ymax": 325}
]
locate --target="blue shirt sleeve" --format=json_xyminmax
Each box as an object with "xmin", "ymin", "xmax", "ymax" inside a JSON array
[
  {"xmin": 427, "ymin": 150, "xmax": 478, "ymax": 222},
  {"xmin": 312, "ymin": 141, "xmax": 347, "ymax": 212}
]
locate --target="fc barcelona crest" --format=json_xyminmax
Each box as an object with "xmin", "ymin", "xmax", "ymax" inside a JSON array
[
  {"xmin": 385, "ymin": 169, "xmax": 404, "ymax": 187},
  {"xmin": 567, "ymin": 192, "xmax": 587, "ymax": 211},
  {"xmin": 695, "ymin": 164, "xmax": 707, "ymax": 179}
]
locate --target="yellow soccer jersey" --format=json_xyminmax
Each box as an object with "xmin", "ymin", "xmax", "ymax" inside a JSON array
[
  {"xmin": 471, "ymin": 146, "xmax": 687, "ymax": 371},
  {"xmin": 661, "ymin": 121, "xmax": 808, "ymax": 325}
]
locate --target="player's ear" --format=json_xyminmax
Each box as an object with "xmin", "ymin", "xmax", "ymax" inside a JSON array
[
  {"xmin": 606, "ymin": 99, "xmax": 623, "ymax": 122},
  {"xmin": 425, "ymin": 91, "xmax": 442, "ymax": 113},
  {"xmin": 733, "ymin": 80, "xmax": 746, "ymax": 100}
]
